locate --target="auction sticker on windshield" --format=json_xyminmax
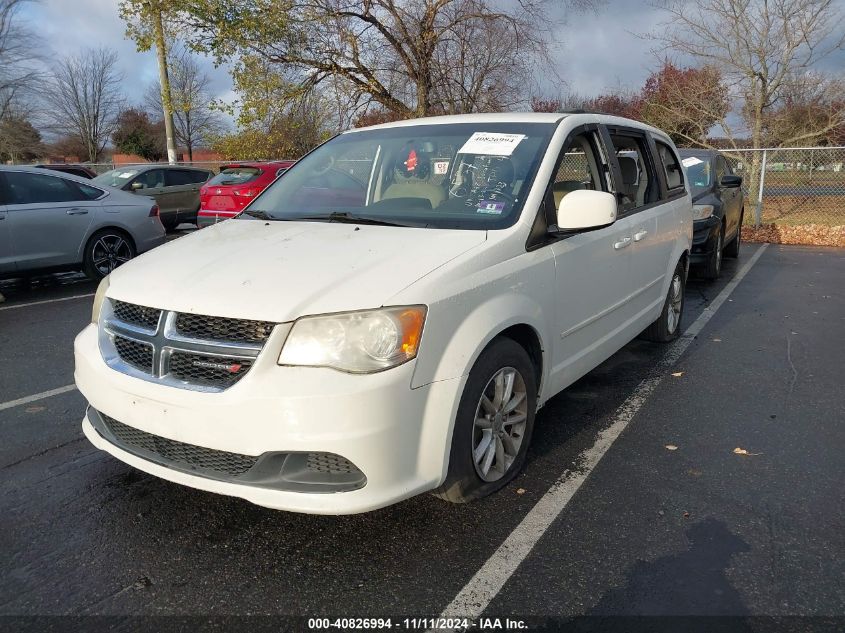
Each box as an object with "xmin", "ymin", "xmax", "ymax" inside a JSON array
[
  {"xmin": 458, "ymin": 132, "xmax": 526, "ymax": 156},
  {"xmin": 682, "ymin": 157, "xmax": 704, "ymax": 167},
  {"xmin": 477, "ymin": 200, "xmax": 506, "ymax": 214}
]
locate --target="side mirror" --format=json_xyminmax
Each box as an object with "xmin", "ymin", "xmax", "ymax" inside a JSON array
[
  {"xmin": 554, "ymin": 189, "xmax": 617, "ymax": 232},
  {"xmin": 720, "ymin": 175, "xmax": 742, "ymax": 188},
  {"xmin": 130, "ymin": 182, "xmax": 144, "ymax": 191}
]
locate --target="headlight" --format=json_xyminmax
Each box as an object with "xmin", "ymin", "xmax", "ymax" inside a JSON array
[
  {"xmin": 693, "ymin": 204, "xmax": 715, "ymax": 220},
  {"xmin": 91, "ymin": 276, "xmax": 110, "ymax": 324},
  {"xmin": 279, "ymin": 306, "xmax": 427, "ymax": 373}
]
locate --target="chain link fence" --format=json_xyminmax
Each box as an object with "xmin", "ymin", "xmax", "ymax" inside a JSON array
[{"xmin": 719, "ymin": 147, "xmax": 845, "ymax": 228}]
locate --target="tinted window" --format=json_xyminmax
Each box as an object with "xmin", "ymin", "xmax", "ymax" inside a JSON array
[
  {"xmin": 609, "ymin": 133, "xmax": 658, "ymax": 212},
  {"xmin": 4, "ymin": 172, "xmax": 88, "ymax": 205},
  {"xmin": 208, "ymin": 167, "xmax": 261, "ymax": 186},
  {"xmin": 77, "ymin": 183, "xmax": 105, "ymax": 200},
  {"xmin": 193, "ymin": 170, "xmax": 212, "ymax": 184},
  {"xmin": 165, "ymin": 169, "xmax": 197, "ymax": 187},
  {"xmin": 655, "ymin": 141, "xmax": 685, "ymax": 193}
]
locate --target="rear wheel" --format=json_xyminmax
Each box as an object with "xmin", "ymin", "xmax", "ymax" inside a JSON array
[
  {"xmin": 640, "ymin": 259, "xmax": 685, "ymax": 343},
  {"xmin": 433, "ymin": 337, "xmax": 537, "ymax": 503},
  {"xmin": 82, "ymin": 229, "xmax": 136, "ymax": 280},
  {"xmin": 724, "ymin": 211, "xmax": 743, "ymax": 259}
]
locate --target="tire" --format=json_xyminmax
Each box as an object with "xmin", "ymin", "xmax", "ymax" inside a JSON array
[
  {"xmin": 724, "ymin": 211, "xmax": 743, "ymax": 259},
  {"xmin": 702, "ymin": 222, "xmax": 723, "ymax": 281},
  {"xmin": 640, "ymin": 259, "xmax": 686, "ymax": 343},
  {"xmin": 433, "ymin": 337, "xmax": 537, "ymax": 503},
  {"xmin": 82, "ymin": 229, "xmax": 136, "ymax": 280}
]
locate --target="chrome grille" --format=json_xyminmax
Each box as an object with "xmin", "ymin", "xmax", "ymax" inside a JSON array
[
  {"xmin": 169, "ymin": 351, "xmax": 253, "ymax": 388},
  {"xmin": 101, "ymin": 299, "xmax": 275, "ymax": 392},
  {"xmin": 174, "ymin": 313, "xmax": 274, "ymax": 344},
  {"xmin": 101, "ymin": 413, "xmax": 257, "ymax": 476},
  {"xmin": 112, "ymin": 300, "xmax": 161, "ymax": 330},
  {"xmin": 113, "ymin": 336, "xmax": 153, "ymax": 372}
]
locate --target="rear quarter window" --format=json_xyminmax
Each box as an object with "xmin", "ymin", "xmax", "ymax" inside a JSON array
[{"xmin": 655, "ymin": 141, "xmax": 685, "ymax": 194}]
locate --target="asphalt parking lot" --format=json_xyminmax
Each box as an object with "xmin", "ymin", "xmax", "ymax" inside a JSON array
[{"xmin": 1, "ymin": 238, "xmax": 843, "ymax": 630}]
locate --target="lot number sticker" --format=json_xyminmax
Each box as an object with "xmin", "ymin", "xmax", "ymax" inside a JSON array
[
  {"xmin": 458, "ymin": 132, "xmax": 526, "ymax": 156},
  {"xmin": 433, "ymin": 160, "xmax": 450, "ymax": 175},
  {"xmin": 477, "ymin": 200, "xmax": 505, "ymax": 214},
  {"xmin": 682, "ymin": 157, "xmax": 704, "ymax": 167}
]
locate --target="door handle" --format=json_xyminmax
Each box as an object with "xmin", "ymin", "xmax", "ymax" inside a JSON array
[
  {"xmin": 613, "ymin": 236, "xmax": 632, "ymax": 250},
  {"xmin": 633, "ymin": 229, "xmax": 648, "ymax": 242},
  {"xmin": 66, "ymin": 208, "xmax": 89, "ymax": 215}
]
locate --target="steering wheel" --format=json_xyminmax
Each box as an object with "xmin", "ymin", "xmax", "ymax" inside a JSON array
[
  {"xmin": 476, "ymin": 188, "xmax": 515, "ymax": 203},
  {"xmin": 312, "ymin": 154, "xmax": 335, "ymax": 176}
]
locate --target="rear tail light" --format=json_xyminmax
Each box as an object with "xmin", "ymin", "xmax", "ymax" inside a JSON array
[
  {"xmin": 233, "ymin": 187, "xmax": 260, "ymax": 198},
  {"xmin": 149, "ymin": 204, "xmax": 160, "ymax": 217}
]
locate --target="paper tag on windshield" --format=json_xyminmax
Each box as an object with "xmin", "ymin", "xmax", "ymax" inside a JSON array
[
  {"xmin": 433, "ymin": 160, "xmax": 449, "ymax": 175},
  {"xmin": 117, "ymin": 172, "xmax": 134, "ymax": 179},
  {"xmin": 682, "ymin": 157, "xmax": 704, "ymax": 167},
  {"xmin": 458, "ymin": 132, "xmax": 525, "ymax": 156}
]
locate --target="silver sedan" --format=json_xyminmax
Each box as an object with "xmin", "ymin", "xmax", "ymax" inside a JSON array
[{"xmin": 0, "ymin": 166, "xmax": 166, "ymax": 280}]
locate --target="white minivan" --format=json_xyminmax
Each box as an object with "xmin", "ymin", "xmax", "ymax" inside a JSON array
[{"xmin": 74, "ymin": 113, "xmax": 692, "ymax": 514}]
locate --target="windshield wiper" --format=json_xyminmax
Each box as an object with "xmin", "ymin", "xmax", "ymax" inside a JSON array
[{"xmin": 296, "ymin": 212, "xmax": 419, "ymax": 228}]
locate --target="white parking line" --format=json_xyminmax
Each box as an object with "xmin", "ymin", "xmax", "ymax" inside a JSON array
[
  {"xmin": 439, "ymin": 244, "xmax": 769, "ymax": 620},
  {"xmin": 0, "ymin": 385, "xmax": 78, "ymax": 412},
  {"xmin": 0, "ymin": 293, "xmax": 94, "ymax": 312}
]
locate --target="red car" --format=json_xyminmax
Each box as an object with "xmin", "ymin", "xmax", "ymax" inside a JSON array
[{"xmin": 197, "ymin": 161, "xmax": 295, "ymax": 228}]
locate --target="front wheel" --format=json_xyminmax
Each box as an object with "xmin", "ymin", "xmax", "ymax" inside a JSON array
[
  {"xmin": 433, "ymin": 337, "xmax": 537, "ymax": 503},
  {"xmin": 702, "ymin": 223, "xmax": 723, "ymax": 281},
  {"xmin": 640, "ymin": 259, "xmax": 686, "ymax": 343},
  {"xmin": 83, "ymin": 229, "xmax": 136, "ymax": 280}
]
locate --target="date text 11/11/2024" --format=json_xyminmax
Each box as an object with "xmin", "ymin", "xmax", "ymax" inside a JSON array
[{"xmin": 307, "ymin": 617, "xmax": 528, "ymax": 631}]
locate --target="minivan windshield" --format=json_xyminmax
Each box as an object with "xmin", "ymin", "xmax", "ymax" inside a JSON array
[{"xmin": 242, "ymin": 122, "xmax": 555, "ymax": 229}]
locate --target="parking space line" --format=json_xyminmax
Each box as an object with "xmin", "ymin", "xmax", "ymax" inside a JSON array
[
  {"xmin": 438, "ymin": 244, "xmax": 769, "ymax": 620},
  {"xmin": 0, "ymin": 385, "xmax": 78, "ymax": 412},
  {"xmin": 0, "ymin": 293, "xmax": 95, "ymax": 312}
]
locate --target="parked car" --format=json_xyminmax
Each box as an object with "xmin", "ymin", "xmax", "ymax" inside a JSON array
[
  {"xmin": 678, "ymin": 149, "xmax": 744, "ymax": 279},
  {"xmin": 92, "ymin": 165, "xmax": 214, "ymax": 230},
  {"xmin": 0, "ymin": 166, "xmax": 166, "ymax": 280},
  {"xmin": 197, "ymin": 161, "xmax": 295, "ymax": 228},
  {"xmin": 75, "ymin": 113, "xmax": 692, "ymax": 514},
  {"xmin": 35, "ymin": 164, "xmax": 98, "ymax": 179}
]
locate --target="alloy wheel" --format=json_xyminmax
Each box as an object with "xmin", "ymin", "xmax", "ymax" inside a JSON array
[
  {"xmin": 472, "ymin": 366, "xmax": 528, "ymax": 482},
  {"xmin": 92, "ymin": 235, "xmax": 132, "ymax": 277},
  {"xmin": 667, "ymin": 273, "xmax": 683, "ymax": 334}
]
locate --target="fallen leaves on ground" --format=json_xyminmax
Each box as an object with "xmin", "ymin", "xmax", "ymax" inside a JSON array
[
  {"xmin": 25, "ymin": 406, "xmax": 45, "ymax": 413},
  {"xmin": 743, "ymin": 224, "xmax": 845, "ymax": 248},
  {"xmin": 665, "ymin": 444, "xmax": 679, "ymax": 451},
  {"xmin": 671, "ymin": 372, "xmax": 684, "ymax": 377},
  {"xmin": 516, "ymin": 488, "xmax": 526, "ymax": 495}
]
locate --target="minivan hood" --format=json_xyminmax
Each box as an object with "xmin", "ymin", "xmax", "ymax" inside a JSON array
[{"xmin": 107, "ymin": 218, "xmax": 486, "ymax": 322}]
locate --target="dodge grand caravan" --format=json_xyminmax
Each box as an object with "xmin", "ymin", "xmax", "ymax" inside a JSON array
[{"xmin": 74, "ymin": 113, "xmax": 693, "ymax": 514}]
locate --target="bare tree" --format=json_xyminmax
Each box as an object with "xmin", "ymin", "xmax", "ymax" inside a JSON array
[
  {"xmin": 650, "ymin": 0, "xmax": 845, "ymax": 197},
  {"xmin": 145, "ymin": 47, "xmax": 223, "ymax": 160},
  {"xmin": 177, "ymin": 0, "xmax": 573, "ymax": 119},
  {"xmin": 46, "ymin": 48, "xmax": 124, "ymax": 163},
  {"xmin": 0, "ymin": 0, "xmax": 40, "ymax": 120}
]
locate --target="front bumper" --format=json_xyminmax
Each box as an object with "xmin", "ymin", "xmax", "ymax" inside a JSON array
[
  {"xmin": 690, "ymin": 216, "xmax": 721, "ymax": 264},
  {"xmin": 74, "ymin": 324, "xmax": 465, "ymax": 514}
]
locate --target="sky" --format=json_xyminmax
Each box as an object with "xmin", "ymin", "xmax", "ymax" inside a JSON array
[{"xmin": 17, "ymin": 0, "xmax": 845, "ymax": 123}]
